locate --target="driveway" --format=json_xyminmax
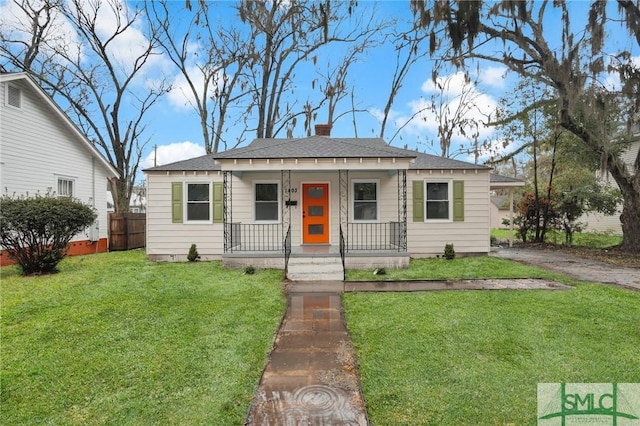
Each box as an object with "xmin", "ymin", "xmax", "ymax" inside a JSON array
[{"xmin": 491, "ymin": 247, "xmax": 640, "ymax": 291}]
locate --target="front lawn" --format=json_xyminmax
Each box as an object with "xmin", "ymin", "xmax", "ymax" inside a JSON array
[
  {"xmin": 344, "ymin": 282, "xmax": 640, "ymax": 424},
  {"xmin": 346, "ymin": 256, "xmax": 563, "ymax": 282},
  {"xmin": 1, "ymin": 251, "xmax": 285, "ymax": 425}
]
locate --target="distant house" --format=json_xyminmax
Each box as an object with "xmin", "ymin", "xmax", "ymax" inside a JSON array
[
  {"xmin": 144, "ymin": 124, "xmax": 521, "ymax": 280},
  {"xmin": 107, "ymin": 185, "xmax": 146, "ymax": 213},
  {"xmin": 581, "ymin": 135, "xmax": 640, "ymax": 236},
  {"xmin": 0, "ymin": 72, "xmax": 119, "ymax": 266}
]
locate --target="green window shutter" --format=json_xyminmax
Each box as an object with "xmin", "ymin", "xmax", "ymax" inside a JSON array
[
  {"xmin": 453, "ymin": 180, "xmax": 464, "ymax": 222},
  {"xmin": 412, "ymin": 180, "xmax": 424, "ymax": 222},
  {"xmin": 171, "ymin": 182, "xmax": 183, "ymax": 223},
  {"xmin": 212, "ymin": 182, "xmax": 223, "ymax": 223}
]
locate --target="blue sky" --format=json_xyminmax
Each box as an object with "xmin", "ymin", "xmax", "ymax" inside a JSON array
[
  {"xmin": 1, "ymin": 0, "xmax": 636, "ymax": 180},
  {"xmin": 137, "ymin": 0, "xmax": 515, "ymax": 172}
]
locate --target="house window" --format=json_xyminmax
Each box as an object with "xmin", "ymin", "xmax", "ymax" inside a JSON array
[
  {"xmin": 186, "ymin": 183, "xmax": 210, "ymax": 221},
  {"xmin": 57, "ymin": 178, "xmax": 74, "ymax": 197},
  {"xmin": 353, "ymin": 180, "xmax": 378, "ymax": 221},
  {"xmin": 7, "ymin": 85, "xmax": 21, "ymax": 108},
  {"xmin": 426, "ymin": 181, "xmax": 450, "ymax": 220},
  {"xmin": 255, "ymin": 182, "xmax": 279, "ymax": 221}
]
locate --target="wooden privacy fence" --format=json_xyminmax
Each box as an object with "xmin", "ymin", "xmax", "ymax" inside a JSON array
[{"xmin": 109, "ymin": 213, "xmax": 146, "ymax": 251}]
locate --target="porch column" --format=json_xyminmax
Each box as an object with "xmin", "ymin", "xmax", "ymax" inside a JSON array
[
  {"xmin": 281, "ymin": 170, "xmax": 291, "ymax": 246},
  {"xmin": 223, "ymin": 170, "xmax": 233, "ymax": 253},
  {"xmin": 339, "ymin": 169, "xmax": 349, "ymax": 250},
  {"xmin": 398, "ymin": 169, "xmax": 407, "ymax": 251}
]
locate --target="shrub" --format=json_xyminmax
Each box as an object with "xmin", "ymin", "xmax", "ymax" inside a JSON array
[
  {"xmin": 187, "ymin": 244, "xmax": 200, "ymax": 262},
  {"xmin": 444, "ymin": 243, "xmax": 456, "ymax": 260},
  {"xmin": 0, "ymin": 194, "xmax": 96, "ymax": 275}
]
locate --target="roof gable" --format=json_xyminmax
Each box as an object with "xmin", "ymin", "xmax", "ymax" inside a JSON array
[{"xmin": 0, "ymin": 72, "xmax": 119, "ymax": 178}]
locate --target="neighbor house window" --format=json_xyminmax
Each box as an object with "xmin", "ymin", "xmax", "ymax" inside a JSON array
[
  {"xmin": 7, "ymin": 85, "xmax": 21, "ymax": 108},
  {"xmin": 254, "ymin": 182, "xmax": 279, "ymax": 221},
  {"xmin": 426, "ymin": 181, "xmax": 450, "ymax": 220},
  {"xmin": 353, "ymin": 180, "xmax": 378, "ymax": 221},
  {"xmin": 57, "ymin": 178, "xmax": 74, "ymax": 197},
  {"xmin": 186, "ymin": 183, "xmax": 210, "ymax": 221}
]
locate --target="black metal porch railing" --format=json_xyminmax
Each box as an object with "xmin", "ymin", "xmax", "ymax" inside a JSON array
[
  {"xmin": 226, "ymin": 223, "xmax": 283, "ymax": 252},
  {"xmin": 284, "ymin": 225, "xmax": 292, "ymax": 271},
  {"xmin": 339, "ymin": 225, "xmax": 346, "ymax": 280},
  {"xmin": 346, "ymin": 221, "xmax": 407, "ymax": 252}
]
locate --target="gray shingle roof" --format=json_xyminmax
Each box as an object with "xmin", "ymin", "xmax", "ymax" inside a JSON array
[
  {"xmin": 489, "ymin": 174, "xmax": 525, "ymax": 184},
  {"xmin": 144, "ymin": 136, "xmax": 492, "ymax": 172},
  {"xmin": 143, "ymin": 154, "xmax": 219, "ymax": 172},
  {"xmin": 410, "ymin": 151, "xmax": 490, "ymax": 170},
  {"xmin": 214, "ymin": 136, "xmax": 418, "ymax": 159}
]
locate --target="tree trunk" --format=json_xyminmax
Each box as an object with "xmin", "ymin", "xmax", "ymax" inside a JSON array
[{"xmin": 619, "ymin": 188, "xmax": 640, "ymax": 252}]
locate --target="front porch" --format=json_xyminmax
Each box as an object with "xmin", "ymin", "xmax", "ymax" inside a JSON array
[
  {"xmin": 220, "ymin": 169, "xmax": 409, "ymax": 279},
  {"xmin": 221, "ymin": 223, "xmax": 410, "ymax": 280}
]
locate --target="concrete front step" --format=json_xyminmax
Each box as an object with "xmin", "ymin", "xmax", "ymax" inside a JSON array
[{"xmin": 286, "ymin": 256, "xmax": 344, "ymax": 281}]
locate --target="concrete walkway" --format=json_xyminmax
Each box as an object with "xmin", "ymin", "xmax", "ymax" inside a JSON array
[
  {"xmin": 245, "ymin": 283, "xmax": 368, "ymax": 425},
  {"xmin": 491, "ymin": 247, "xmax": 640, "ymax": 291}
]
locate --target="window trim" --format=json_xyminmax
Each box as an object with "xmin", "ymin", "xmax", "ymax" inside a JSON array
[
  {"xmin": 253, "ymin": 180, "xmax": 280, "ymax": 223},
  {"xmin": 185, "ymin": 182, "xmax": 212, "ymax": 224},
  {"xmin": 56, "ymin": 177, "xmax": 75, "ymax": 198},
  {"xmin": 424, "ymin": 179, "xmax": 453, "ymax": 222},
  {"xmin": 351, "ymin": 179, "xmax": 380, "ymax": 222},
  {"xmin": 6, "ymin": 84, "xmax": 22, "ymax": 109}
]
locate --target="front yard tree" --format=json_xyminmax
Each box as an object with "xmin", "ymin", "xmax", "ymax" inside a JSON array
[
  {"xmin": 411, "ymin": 0, "xmax": 640, "ymax": 253},
  {"xmin": 0, "ymin": 0, "xmax": 168, "ymax": 213},
  {"xmin": 0, "ymin": 194, "xmax": 97, "ymax": 275}
]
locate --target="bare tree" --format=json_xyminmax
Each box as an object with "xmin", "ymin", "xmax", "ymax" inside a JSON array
[
  {"xmin": 238, "ymin": 0, "xmax": 382, "ymax": 139},
  {"xmin": 412, "ymin": 0, "xmax": 640, "ymax": 252},
  {"xmin": 1, "ymin": 0, "xmax": 168, "ymax": 213},
  {"xmin": 147, "ymin": 1, "xmax": 254, "ymax": 153},
  {"xmin": 378, "ymin": 23, "xmax": 429, "ymax": 140}
]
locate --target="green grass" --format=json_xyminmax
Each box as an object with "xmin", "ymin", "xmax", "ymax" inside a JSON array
[
  {"xmin": 344, "ymin": 280, "xmax": 640, "ymax": 424},
  {"xmin": 1, "ymin": 250, "xmax": 285, "ymax": 425},
  {"xmin": 346, "ymin": 256, "xmax": 563, "ymax": 282},
  {"xmin": 491, "ymin": 228, "xmax": 623, "ymax": 249}
]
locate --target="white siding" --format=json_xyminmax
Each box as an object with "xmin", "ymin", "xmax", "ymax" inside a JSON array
[
  {"xmin": 146, "ymin": 168, "xmax": 492, "ymax": 260},
  {"xmin": 0, "ymin": 79, "xmax": 112, "ymax": 243},
  {"xmin": 145, "ymin": 171, "xmax": 225, "ymax": 261},
  {"xmin": 582, "ymin": 140, "xmax": 639, "ymax": 235},
  {"xmin": 407, "ymin": 169, "xmax": 491, "ymax": 256}
]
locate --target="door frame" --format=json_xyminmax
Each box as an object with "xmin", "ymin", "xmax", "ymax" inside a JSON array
[{"xmin": 300, "ymin": 181, "xmax": 331, "ymax": 245}]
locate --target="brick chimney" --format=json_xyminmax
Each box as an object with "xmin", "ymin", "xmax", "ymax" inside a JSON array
[{"xmin": 315, "ymin": 124, "xmax": 332, "ymax": 137}]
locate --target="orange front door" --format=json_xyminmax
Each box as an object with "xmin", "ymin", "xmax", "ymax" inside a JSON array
[{"xmin": 302, "ymin": 183, "xmax": 329, "ymax": 244}]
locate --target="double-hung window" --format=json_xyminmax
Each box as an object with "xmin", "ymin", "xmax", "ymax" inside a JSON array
[
  {"xmin": 186, "ymin": 183, "xmax": 211, "ymax": 222},
  {"xmin": 57, "ymin": 178, "xmax": 74, "ymax": 198},
  {"xmin": 353, "ymin": 180, "xmax": 378, "ymax": 221},
  {"xmin": 254, "ymin": 182, "xmax": 279, "ymax": 221},
  {"xmin": 426, "ymin": 181, "xmax": 451, "ymax": 220}
]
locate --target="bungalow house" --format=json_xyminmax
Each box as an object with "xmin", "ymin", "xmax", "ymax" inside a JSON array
[
  {"xmin": 0, "ymin": 72, "xmax": 119, "ymax": 266},
  {"xmin": 144, "ymin": 125, "xmax": 519, "ymax": 280}
]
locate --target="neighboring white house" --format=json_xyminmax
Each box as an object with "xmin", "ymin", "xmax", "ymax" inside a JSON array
[
  {"xmin": 144, "ymin": 124, "xmax": 519, "ymax": 280},
  {"xmin": 0, "ymin": 72, "xmax": 119, "ymax": 266},
  {"xmin": 107, "ymin": 185, "xmax": 147, "ymax": 213},
  {"xmin": 581, "ymin": 136, "xmax": 640, "ymax": 235}
]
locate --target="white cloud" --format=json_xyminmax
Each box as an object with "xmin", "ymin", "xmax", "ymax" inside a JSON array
[
  {"xmin": 0, "ymin": 0, "xmax": 82, "ymax": 63},
  {"xmin": 140, "ymin": 141, "xmax": 206, "ymax": 169},
  {"xmin": 478, "ymin": 66, "xmax": 508, "ymax": 88},
  {"xmin": 400, "ymin": 72, "xmax": 499, "ymax": 146}
]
